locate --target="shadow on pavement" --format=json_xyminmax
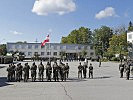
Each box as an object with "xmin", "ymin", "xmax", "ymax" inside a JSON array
[
  {"xmin": 88, "ymin": 76, "xmax": 112, "ymax": 80},
  {"xmin": 0, "ymin": 77, "xmax": 13, "ymax": 87},
  {"xmin": 0, "ymin": 66, "xmax": 7, "ymax": 69}
]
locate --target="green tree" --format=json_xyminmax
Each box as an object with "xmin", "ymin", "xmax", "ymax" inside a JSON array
[
  {"xmin": 128, "ymin": 21, "xmax": 133, "ymax": 32},
  {"xmin": 107, "ymin": 33, "xmax": 128, "ymax": 63},
  {"xmin": 0, "ymin": 44, "xmax": 7, "ymax": 56},
  {"xmin": 61, "ymin": 27, "xmax": 92, "ymax": 44},
  {"xmin": 93, "ymin": 26, "xmax": 113, "ymax": 56}
]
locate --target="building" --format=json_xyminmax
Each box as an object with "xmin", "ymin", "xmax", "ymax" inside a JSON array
[
  {"xmin": 127, "ymin": 31, "xmax": 133, "ymax": 59},
  {"xmin": 6, "ymin": 42, "xmax": 95, "ymax": 59}
]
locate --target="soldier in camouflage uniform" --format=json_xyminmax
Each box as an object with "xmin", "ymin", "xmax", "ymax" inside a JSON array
[
  {"xmin": 7, "ymin": 64, "xmax": 13, "ymax": 82},
  {"xmin": 46, "ymin": 62, "xmax": 52, "ymax": 81},
  {"xmin": 78, "ymin": 62, "xmax": 83, "ymax": 79},
  {"xmin": 19, "ymin": 63, "xmax": 23, "ymax": 80},
  {"xmin": 30, "ymin": 62, "xmax": 37, "ymax": 82},
  {"xmin": 15, "ymin": 63, "xmax": 21, "ymax": 82},
  {"xmin": 23, "ymin": 63, "xmax": 29, "ymax": 82},
  {"xmin": 11, "ymin": 63, "xmax": 16, "ymax": 80},
  {"xmin": 83, "ymin": 62, "xmax": 88, "ymax": 78},
  {"xmin": 65, "ymin": 63, "xmax": 70, "ymax": 78},
  {"xmin": 89, "ymin": 63, "xmax": 93, "ymax": 78},
  {"xmin": 119, "ymin": 63, "xmax": 124, "ymax": 78},
  {"xmin": 59, "ymin": 62, "xmax": 65, "ymax": 81},
  {"xmin": 38, "ymin": 62, "xmax": 44, "ymax": 81},
  {"xmin": 53, "ymin": 62, "xmax": 59, "ymax": 81},
  {"xmin": 125, "ymin": 63, "xmax": 130, "ymax": 80}
]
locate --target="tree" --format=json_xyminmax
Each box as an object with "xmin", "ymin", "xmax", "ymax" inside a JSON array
[
  {"xmin": 107, "ymin": 33, "xmax": 128, "ymax": 63},
  {"xmin": 81, "ymin": 49, "xmax": 87, "ymax": 58},
  {"xmin": 0, "ymin": 44, "xmax": 7, "ymax": 56},
  {"xmin": 93, "ymin": 26, "xmax": 113, "ymax": 57},
  {"xmin": 128, "ymin": 21, "xmax": 133, "ymax": 32},
  {"xmin": 61, "ymin": 27, "xmax": 92, "ymax": 44}
]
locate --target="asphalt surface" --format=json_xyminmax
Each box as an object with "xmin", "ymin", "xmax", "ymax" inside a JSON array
[{"xmin": 0, "ymin": 61, "xmax": 133, "ymax": 100}]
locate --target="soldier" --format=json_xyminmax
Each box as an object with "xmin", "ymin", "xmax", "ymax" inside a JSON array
[
  {"xmin": 89, "ymin": 63, "xmax": 93, "ymax": 78},
  {"xmin": 53, "ymin": 62, "xmax": 59, "ymax": 81},
  {"xmin": 78, "ymin": 62, "xmax": 83, "ymax": 79},
  {"xmin": 19, "ymin": 63, "xmax": 23, "ymax": 80},
  {"xmin": 11, "ymin": 63, "xmax": 16, "ymax": 80},
  {"xmin": 125, "ymin": 63, "xmax": 130, "ymax": 80},
  {"xmin": 46, "ymin": 62, "xmax": 52, "ymax": 81},
  {"xmin": 83, "ymin": 62, "xmax": 88, "ymax": 78},
  {"xmin": 38, "ymin": 62, "xmax": 44, "ymax": 81},
  {"xmin": 30, "ymin": 62, "xmax": 37, "ymax": 82},
  {"xmin": 7, "ymin": 64, "xmax": 13, "ymax": 82},
  {"xmin": 23, "ymin": 63, "xmax": 29, "ymax": 82},
  {"xmin": 26, "ymin": 63, "xmax": 30, "ymax": 79},
  {"xmin": 15, "ymin": 63, "xmax": 21, "ymax": 82},
  {"xmin": 119, "ymin": 63, "xmax": 124, "ymax": 78},
  {"xmin": 59, "ymin": 61, "xmax": 65, "ymax": 81},
  {"xmin": 65, "ymin": 63, "xmax": 70, "ymax": 78}
]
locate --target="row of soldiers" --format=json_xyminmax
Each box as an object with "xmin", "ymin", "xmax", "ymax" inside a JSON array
[
  {"xmin": 78, "ymin": 62, "xmax": 93, "ymax": 79},
  {"xmin": 7, "ymin": 61, "xmax": 70, "ymax": 82},
  {"xmin": 119, "ymin": 61, "xmax": 133, "ymax": 80}
]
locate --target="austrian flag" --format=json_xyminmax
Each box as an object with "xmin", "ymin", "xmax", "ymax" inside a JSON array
[{"xmin": 41, "ymin": 35, "xmax": 49, "ymax": 47}]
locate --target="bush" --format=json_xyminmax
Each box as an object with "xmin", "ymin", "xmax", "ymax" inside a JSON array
[{"xmin": 111, "ymin": 57, "xmax": 120, "ymax": 61}]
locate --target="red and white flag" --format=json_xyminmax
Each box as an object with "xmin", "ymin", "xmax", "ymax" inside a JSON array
[{"xmin": 41, "ymin": 35, "xmax": 49, "ymax": 47}]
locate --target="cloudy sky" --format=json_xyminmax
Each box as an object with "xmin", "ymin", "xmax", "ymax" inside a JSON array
[{"xmin": 0, "ymin": 0, "xmax": 132, "ymax": 43}]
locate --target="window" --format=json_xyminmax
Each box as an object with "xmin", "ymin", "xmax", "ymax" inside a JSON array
[
  {"xmin": 41, "ymin": 52, "xmax": 45, "ymax": 56},
  {"xmin": 21, "ymin": 45, "xmax": 25, "ymax": 49},
  {"xmin": 47, "ymin": 52, "xmax": 51, "ymax": 55},
  {"xmin": 15, "ymin": 45, "xmax": 19, "ymax": 49},
  {"xmin": 128, "ymin": 34, "xmax": 132, "ymax": 39},
  {"xmin": 90, "ymin": 52, "xmax": 94, "ymax": 56},
  {"xmin": 35, "ymin": 45, "xmax": 38, "ymax": 49},
  {"xmin": 28, "ymin": 52, "xmax": 32, "ymax": 56},
  {"xmin": 78, "ymin": 46, "xmax": 81, "ymax": 50},
  {"xmin": 60, "ymin": 46, "xmax": 63, "ymax": 50},
  {"xmin": 28, "ymin": 45, "xmax": 32, "ymax": 49},
  {"xmin": 53, "ymin": 52, "xmax": 57, "ymax": 56},
  {"xmin": 53, "ymin": 46, "xmax": 57, "ymax": 50}
]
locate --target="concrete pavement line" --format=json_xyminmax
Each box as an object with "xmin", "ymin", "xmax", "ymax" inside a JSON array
[{"xmin": 59, "ymin": 82, "xmax": 73, "ymax": 100}]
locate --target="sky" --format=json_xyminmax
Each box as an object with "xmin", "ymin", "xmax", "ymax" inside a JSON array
[{"xmin": 0, "ymin": 0, "xmax": 133, "ymax": 44}]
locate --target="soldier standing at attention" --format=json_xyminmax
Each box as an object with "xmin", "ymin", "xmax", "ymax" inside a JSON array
[
  {"xmin": 53, "ymin": 62, "xmax": 59, "ymax": 81},
  {"xmin": 30, "ymin": 62, "xmax": 37, "ymax": 82},
  {"xmin": 83, "ymin": 62, "xmax": 88, "ymax": 78},
  {"xmin": 15, "ymin": 63, "xmax": 21, "ymax": 82},
  {"xmin": 78, "ymin": 62, "xmax": 83, "ymax": 79},
  {"xmin": 119, "ymin": 63, "xmax": 124, "ymax": 78},
  {"xmin": 38, "ymin": 62, "xmax": 44, "ymax": 81},
  {"xmin": 46, "ymin": 62, "xmax": 52, "ymax": 81},
  {"xmin": 23, "ymin": 63, "xmax": 29, "ymax": 82},
  {"xmin": 7, "ymin": 64, "xmax": 13, "ymax": 82},
  {"xmin": 19, "ymin": 63, "xmax": 23, "ymax": 80},
  {"xmin": 65, "ymin": 63, "xmax": 70, "ymax": 78},
  {"xmin": 89, "ymin": 63, "xmax": 93, "ymax": 78},
  {"xmin": 125, "ymin": 63, "xmax": 130, "ymax": 80}
]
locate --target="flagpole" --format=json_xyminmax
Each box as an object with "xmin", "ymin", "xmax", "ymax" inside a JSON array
[{"xmin": 49, "ymin": 33, "xmax": 50, "ymax": 63}]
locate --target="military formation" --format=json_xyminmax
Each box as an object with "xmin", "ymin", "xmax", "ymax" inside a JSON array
[
  {"xmin": 6, "ymin": 61, "xmax": 70, "ymax": 82},
  {"xmin": 119, "ymin": 60, "xmax": 133, "ymax": 80},
  {"xmin": 78, "ymin": 62, "xmax": 93, "ymax": 79}
]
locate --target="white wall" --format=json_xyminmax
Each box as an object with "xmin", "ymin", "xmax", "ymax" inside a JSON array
[{"xmin": 127, "ymin": 32, "xmax": 133, "ymax": 43}]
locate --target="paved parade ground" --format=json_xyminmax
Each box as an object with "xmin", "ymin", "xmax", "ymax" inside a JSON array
[{"xmin": 0, "ymin": 61, "xmax": 133, "ymax": 100}]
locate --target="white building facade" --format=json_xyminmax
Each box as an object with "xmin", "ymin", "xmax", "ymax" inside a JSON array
[
  {"xmin": 127, "ymin": 31, "xmax": 133, "ymax": 59},
  {"xmin": 6, "ymin": 42, "xmax": 95, "ymax": 59}
]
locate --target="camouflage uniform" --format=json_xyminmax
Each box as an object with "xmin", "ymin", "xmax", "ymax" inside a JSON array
[
  {"xmin": 119, "ymin": 63, "xmax": 124, "ymax": 78},
  {"xmin": 11, "ymin": 63, "xmax": 16, "ymax": 80},
  {"xmin": 89, "ymin": 63, "xmax": 93, "ymax": 78},
  {"xmin": 78, "ymin": 63, "xmax": 83, "ymax": 79},
  {"xmin": 38, "ymin": 62, "xmax": 44, "ymax": 81},
  {"xmin": 7, "ymin": 65, "xmax": 13, "ymax": 82},
  {"xmin": 46, "ymin": 62, "xmax": 52, "ymax": 81},
  {"xmin": 19, "ymin": 63, "xmax": 23, "ymax": 80},
  {"xmin": 125, "ymin": 64, "xmax": 130, "ymax": 80},
  {"xmin": 59, "ymin": 62, "xmax": 66, "ymax": 81},
  {"xmin": 53, "ymin": 62, "xmax": 59, "ymax": 81},
  {"xmin": 83, "ymin": 62, "xmax": 88, "ymax": 78},
  {"xmin": 31, "ymin": 62, "xmax": 37, "ymax": 82},
  {"xmin": 23, "ymin": 63, "xmax": 29, "ymax": 82},
  {"xmin": 15, "ymin": 63, "xmax": 21, "ymax": 82},
  {"xmin": 65, "ymin": 63, "xmax": 70, "ymax": 78}
]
